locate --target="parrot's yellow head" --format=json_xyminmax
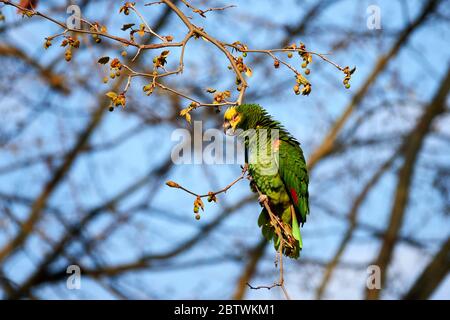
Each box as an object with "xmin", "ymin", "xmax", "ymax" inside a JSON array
[
  {"xmin": 223, "ymin": 106, "xmax": 242, "ymax": 133},
  {"xmin": 223, "ymin": 104, "xmax": 270, "ymax": 134}
]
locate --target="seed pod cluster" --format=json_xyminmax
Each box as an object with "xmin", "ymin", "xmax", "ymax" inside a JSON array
[
  {"xmin": 207, "ymin": 192, "xmax": 217, "ymax": 203},
  {"xmin": 119, "ymin": 2, "xmax": 135, "ymax": 15},
  {"xmin": 109, "ymin": 58, "xmax": 122, "ymax": 79},
  {"xmin": 298, "ymin": 42, "xmax": 312, "ymax": 70},
  {"xmin": 193, "ymin": 196, "xmax": 204, "ymax": 220},
  {"xmin": 213, "ymin": 90, "xmax": 231, "ymax": 104},
  {"xmin": 61, "ymin": 36, "xmax": 80, "ymax": 49},
  {"xmin": 273, "ymin": 59, "xmax": 280, "ymax": 69},
  {"xmin": 294, "ymin": 73, "xmax": 312, "ymax": 96},
  {"xmin": 163, "ymin": 35, "xmax": 174, "ymax": 42},
  {"xmin": 179, "ymin": 102, "xmax": 199, "ymax": 124},
  {"xmin": 342, "ymin": 66, "xmax": 356, "ymax": 89},
  {"xmin": 234, "ymin": 56, "xmax": 251, "ymax": 77},
  {"xmin": 136, "ymin": 24, "xmax": 146, "ymax": 37},
  {"xmin": 105, "ymin": 91, "xmax": 126, "ymax": 110},
  {"xmin": 64, "ymin": 49, "xmax": 72, "ymax": 61},
  {"xmin": 153, "ymin": 50, "xmax": 170, "ymax": 69},
  {"xmin": 60, "ymin": 36, "xmax": 79, "ymax": 62},
  {"xmin": 90, "ymin": 22, "xmax": 107, "ymax": 44},
  {"xmin": 143, "ymin": 83, "xmax": 155, "ymax": 96},
  {"xmin": 44, "ymin": 38, "xmax": 52, "ymax": 49}
]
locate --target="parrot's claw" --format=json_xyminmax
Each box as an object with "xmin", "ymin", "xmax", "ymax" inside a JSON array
[{"xmin": 258, "ymin": 194, "xmax": 268, "ymax": 205}]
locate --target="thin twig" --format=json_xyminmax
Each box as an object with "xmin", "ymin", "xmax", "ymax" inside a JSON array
[
  {"xmin": 180, "ymin": 0, "xmax": 236, "ymax": 18},
  {"xmin": 246, "ymin": 181, "xmax": 291, "ymax": 300},
  {"xmin": 129, "ymin": 4, "xmax": 166, "ymax": 42},
  {"xmin": 169, "ymin": 165, "xmax": 247, "ymax": 199}
]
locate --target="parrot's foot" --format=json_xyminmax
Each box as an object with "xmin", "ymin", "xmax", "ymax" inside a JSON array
[{"xmin": 258, "ymin": 194, "xmax": 268, "ymax": 205}]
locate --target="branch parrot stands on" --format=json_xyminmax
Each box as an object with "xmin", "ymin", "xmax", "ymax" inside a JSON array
[{"xmin": 223, "ymin": 104, "xmax": 309, "ymax": 259}]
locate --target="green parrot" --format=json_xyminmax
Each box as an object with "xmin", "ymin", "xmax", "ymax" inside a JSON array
[{"xmin": 223, "ymin": 104, "xmax": 309, "ymax": 258}]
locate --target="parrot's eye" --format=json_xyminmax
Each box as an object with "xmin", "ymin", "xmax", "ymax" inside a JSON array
[{"xmin": 232, "ymin": 113, "xmax": 239, "ymax": 121}]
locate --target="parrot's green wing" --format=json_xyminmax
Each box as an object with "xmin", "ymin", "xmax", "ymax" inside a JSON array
[{"xmin": 278, "ymin": 140, "xmax": 309, "ymax": 227}]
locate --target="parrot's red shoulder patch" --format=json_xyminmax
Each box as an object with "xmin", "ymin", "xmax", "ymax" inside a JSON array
[
  {"xmin": 290, "ymin": 188, "xmax": 298, "ymax": 204},
  {"xmin": 272, "ymin": 139, "xmax": 281, "ymax": 152}
]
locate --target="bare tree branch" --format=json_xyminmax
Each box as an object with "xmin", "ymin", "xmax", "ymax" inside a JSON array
[
  {"xmin": 366, "ymin": 64, "xmax": 450, "ymax": 299},
  {"xmin": 403, "ymin": 237, "xmax": 450, "ymax": 300}
]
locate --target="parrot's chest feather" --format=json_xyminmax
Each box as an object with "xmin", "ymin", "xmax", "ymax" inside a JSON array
[{"xmin": 248, "ymin": 146, "xmax": 290, "ymax": 209}]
